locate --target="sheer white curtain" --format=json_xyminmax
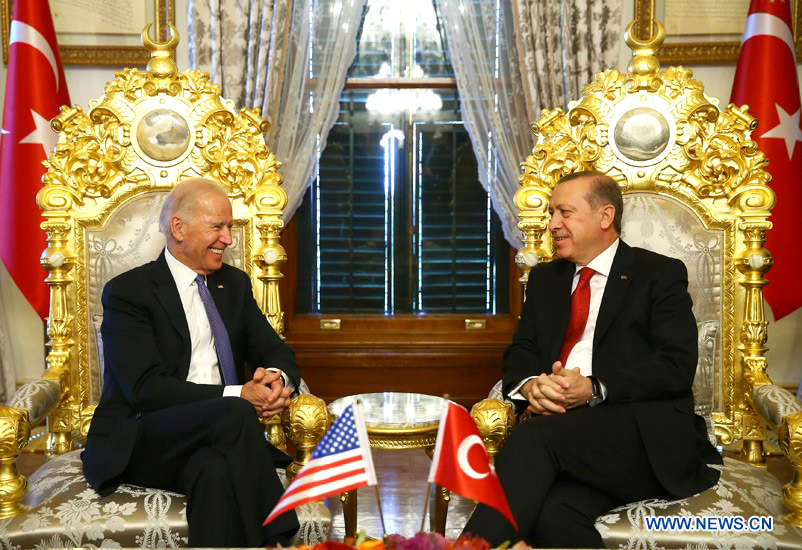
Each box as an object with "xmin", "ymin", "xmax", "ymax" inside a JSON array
[
  {"xmin": 188, "ymin": 0, "xmax": 367, "ymax": 219},
  {"xmin": 434, "ymin": 0, "xmax": 534, "ymax": 246}
]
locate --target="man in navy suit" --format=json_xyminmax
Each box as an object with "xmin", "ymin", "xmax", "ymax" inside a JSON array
[
  {"xmin": 83, "ymin": 178, "xmax": 299, "ymax": 547},
  {"xmin": 463, "ymin": 171, "xmax": 721, "ymax": 547}
]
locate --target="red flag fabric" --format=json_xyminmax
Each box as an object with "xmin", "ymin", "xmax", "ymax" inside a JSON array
[
  {"xmin": 0, "ymin": 0, "xmax": 70, "ymax": 319},
  {"xmin": 263, "ymin": 403, "xmax": 376, "ymax": 526},
  {"xmin": 731, "ymin": 0, "xmax": 802, "ymax": 320},
  {"xmin": 428, "ymin": 401, "xmax": 517, "ymax": 530}
]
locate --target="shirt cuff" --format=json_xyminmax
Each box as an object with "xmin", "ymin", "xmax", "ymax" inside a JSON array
[
  {"xmin": 224, "ymin": 385, "xmax": 243, "ymax": 398},
  {"xmin": 266, "ymin": 368, "xmax": 294, "ymax": 392},
  {"xmin": 599, "ymin": 379, "xmax": 608, "ymax": 402},
  {"xmin": 508, "ymin": 376, "xmax": 536, "ymax": 401}
]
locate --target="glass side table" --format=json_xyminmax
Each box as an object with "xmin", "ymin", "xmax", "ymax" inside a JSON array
[{"xmin": 328, "ymin": 392, "xmax": 449, "ymax": 539}]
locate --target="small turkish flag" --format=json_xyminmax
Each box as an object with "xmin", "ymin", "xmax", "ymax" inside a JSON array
[
  {"xmin": 731, "ymin": 0, "xmax": 802, "ymax": 320},
  {"xmin": 0, "ymin": 0, "xmax": 70, "ymax": 319},
  {"xmin": 428, "ymin": 401, "xmax": 517, "ymax": 530}
]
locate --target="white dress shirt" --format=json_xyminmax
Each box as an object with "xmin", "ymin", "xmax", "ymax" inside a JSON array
[
  {"xmin": 509, "ymin": 239, "xmax": 619, "ymax": 401},
  {"xmin": 164, "ymin": 248, "xmax": 243, "ymax": 397}
]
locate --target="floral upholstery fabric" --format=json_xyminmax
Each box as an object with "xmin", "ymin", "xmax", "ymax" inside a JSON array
[
  {"xmin": 0, "ymin": 451, "xmax": 330, "ymax": 548},
  {"xmin": 596, "ymin": 458, "xmax": 802, "ymax": 549}
]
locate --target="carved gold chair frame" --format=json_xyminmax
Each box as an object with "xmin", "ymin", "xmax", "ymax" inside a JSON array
[
  {"xmin": 471, "ymin": 21, "xmax": 802, "ymax": 535},
  {"xmin": 0, "ymin": 26, "xmax": 329, "ymax": 533}
]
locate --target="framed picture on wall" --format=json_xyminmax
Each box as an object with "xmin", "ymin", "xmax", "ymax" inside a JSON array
[
  {"xmin": 2, "ymin": 0, "xmax": 174, "ymax": 65},
  {"xmin": 634, "ymin": 0, "xmax": 802, "ymax": 63}
]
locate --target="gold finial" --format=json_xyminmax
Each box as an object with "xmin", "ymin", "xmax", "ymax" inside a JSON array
[
  {"xmin": 624, "ymin": 19, "xmax": 665, "ymax": 91},
  {"xmin": 142, "ymin": 23, "xmax": 179, "ymax": 78}
]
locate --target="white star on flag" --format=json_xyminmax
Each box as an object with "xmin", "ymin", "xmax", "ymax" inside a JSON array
[
  {"xmin": 18, "ymin": 109, "xmax": 58, "ymax": 159},
  {"xmin": 760, "ymin": 104, "xmax": 802, "ymax": 159}
]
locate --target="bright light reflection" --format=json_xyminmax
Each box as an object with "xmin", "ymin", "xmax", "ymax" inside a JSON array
[{"xmin": 367, "ymin": 64, "xmax": 443, "ymax": 114}]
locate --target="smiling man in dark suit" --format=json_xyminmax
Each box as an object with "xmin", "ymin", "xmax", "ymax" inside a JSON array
[
  {"xmin": 463, "ymin": 171, "xmax": 722, "ymax": 548},
  {"xmin": 82, "ymin": 178, "xmax": 300, "ymax": 547}
]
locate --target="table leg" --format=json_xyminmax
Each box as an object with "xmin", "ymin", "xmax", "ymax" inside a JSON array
[
  {"xmin": 430, "ymin": 483, "xmax": 450, "ymax": 534},
  {"xmin": 341, "ymin": 490, "xmax": 357, "ymax": 541}
]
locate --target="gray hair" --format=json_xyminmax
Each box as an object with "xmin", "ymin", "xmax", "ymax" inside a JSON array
[{"xmin": 158, "ymin": 177, "xmax": 229, "ymax": 237}]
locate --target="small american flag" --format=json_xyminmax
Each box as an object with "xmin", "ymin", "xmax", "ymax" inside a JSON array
[{"xmin": 263, "ymin": 402, "xmax": 376, "ymax": 526}]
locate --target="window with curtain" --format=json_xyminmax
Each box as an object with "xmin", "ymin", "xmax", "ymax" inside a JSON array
[{"xmin": 295, "ymin": 0, "xmax": 510, "ymax": 315}]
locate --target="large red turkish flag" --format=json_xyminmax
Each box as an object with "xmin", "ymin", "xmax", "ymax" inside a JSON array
[
  {"xmin": 429, "ymin": 401, "xmax": 517, "ymax": 530},
  {"xmin": 0, "ymin": 0, "xmax": 70, "ymax": 319},
  {"xmin": 731, "ymin": 0, "xmax": 802, "ymax": 320}
]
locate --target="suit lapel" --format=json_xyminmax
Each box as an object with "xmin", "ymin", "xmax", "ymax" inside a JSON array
[
  {"xmin": 593, "ymin": 241, "xmax": 634, "ymax": 350},
  {"xmin": 548, "ymin": 260, "xmax": 576, "ymax": 363},
  {"xmin": 152, "ymin": 251, "xmax": 191, "ymax": 349}
]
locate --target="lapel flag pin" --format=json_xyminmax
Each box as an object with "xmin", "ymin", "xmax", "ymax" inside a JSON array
[{"xmin": 620, "ymin": 275, "xmax": 628, "ymax": 280}]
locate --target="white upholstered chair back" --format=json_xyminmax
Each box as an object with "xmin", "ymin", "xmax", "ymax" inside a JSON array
[{"xmin": 621, "ymin": 194, "xmax": 721, "ymax": 439}]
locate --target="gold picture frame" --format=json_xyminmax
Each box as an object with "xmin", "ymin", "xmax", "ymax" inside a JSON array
[
  {"xmin": 2, "ymin": 0, "xmax": 174, "ymax": 66},
  {"xmin": 634, "ymin": 0, "xmax": 802, "ymax": 64}
]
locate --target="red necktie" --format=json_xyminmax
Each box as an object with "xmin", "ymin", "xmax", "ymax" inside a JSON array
[{"xmin": 557, "ymin": 267, "xmax": 596, "ymax": 366}]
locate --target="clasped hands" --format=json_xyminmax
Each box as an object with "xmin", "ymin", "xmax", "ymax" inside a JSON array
[
  {"xmin": 241, "ymin": 368, "xmax": 291, "ymax": 419},
  {"xmin": 522, "ymin": 362, "xmax": 593, "ymax": 415}
]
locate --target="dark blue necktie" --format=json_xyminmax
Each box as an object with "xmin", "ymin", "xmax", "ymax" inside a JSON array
[{"xmin": 195, "ymin": 275, "xmax": 237, "ymax": 385}]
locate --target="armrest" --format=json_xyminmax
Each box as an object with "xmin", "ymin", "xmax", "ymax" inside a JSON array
[
  {"xmin": 471, "ymin": 398, "xmax": 516, "ymax": 461},
  {"xmin": 281, "ymin": 392, "xmax": 330, "ymax": 481},
  {"xmin": 7, "ymin": 379, "xmax": 61, "ymax": 427},
  {"xmin": 0, "ymin": 406, "xmax": 31, "ymax": 518},
  {"xmin": 751, "ymin": 384, "xmax": 802, "ymax": 431}
]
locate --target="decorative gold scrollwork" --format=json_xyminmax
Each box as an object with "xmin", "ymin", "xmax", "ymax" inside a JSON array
[
  {"xmin": 0, "ymin": 407, "xmax": 30, "ymax": 518},
  {"xmin": 471, "ymin": 399, "xmax": 516, "ymax": 461}
]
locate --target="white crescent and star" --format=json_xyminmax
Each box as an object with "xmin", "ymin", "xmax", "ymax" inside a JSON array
[
  {"xmin": 456, "ymin": 435, "xmax": 491, "ymax": 480},
  {"xmin": 761, "ymin": 104, "xmax": 802, "ymax": 160},
  {"xmin": 9, "ymin": 20, "xmax": 60, "ymax": 90},
  {"xmin": 18, "ymin": 109, "xmax": 59, "ymax": 159},
  {"xmin": 3, "ymin": 20, "xmax": 61, "ymax": 156},
  {"xmin": 739, "ymin": 13, "xmax": 802, "ymax": 161}
]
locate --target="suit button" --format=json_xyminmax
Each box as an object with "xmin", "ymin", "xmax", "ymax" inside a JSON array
[{"xmin": 135, "ymin": 412, "xmax": 142, "ymax": 419}]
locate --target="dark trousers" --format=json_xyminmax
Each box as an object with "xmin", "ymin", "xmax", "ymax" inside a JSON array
[
  {"xmin": 463, "ymin": 405, "xmax": 667, "ymax": 548},
  {"xmin": 120, "ymin": 396, "xmax": 299, "ymax": 547}
]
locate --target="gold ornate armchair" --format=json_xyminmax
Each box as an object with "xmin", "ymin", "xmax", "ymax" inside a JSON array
[
  {"xmin": 472, "ymin": 23, "xmax": 802, "ymax": 548},
  {"xmin": 0, "ymin": 27, "xmax": 331, "ymax": 547}
]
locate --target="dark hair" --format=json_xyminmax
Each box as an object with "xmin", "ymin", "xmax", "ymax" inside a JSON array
[{"xmin": 557, "ymin": 170, "xmax": 623, "ymax": 234}]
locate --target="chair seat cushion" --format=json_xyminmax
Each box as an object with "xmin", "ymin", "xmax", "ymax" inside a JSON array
[
  {"xmin": 596, "ymin": 457, "xmax": 802, "ymax": 549},
  {"xmin": 0, "ymin": 450, "xmax": 331, "ymax": 548}
]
